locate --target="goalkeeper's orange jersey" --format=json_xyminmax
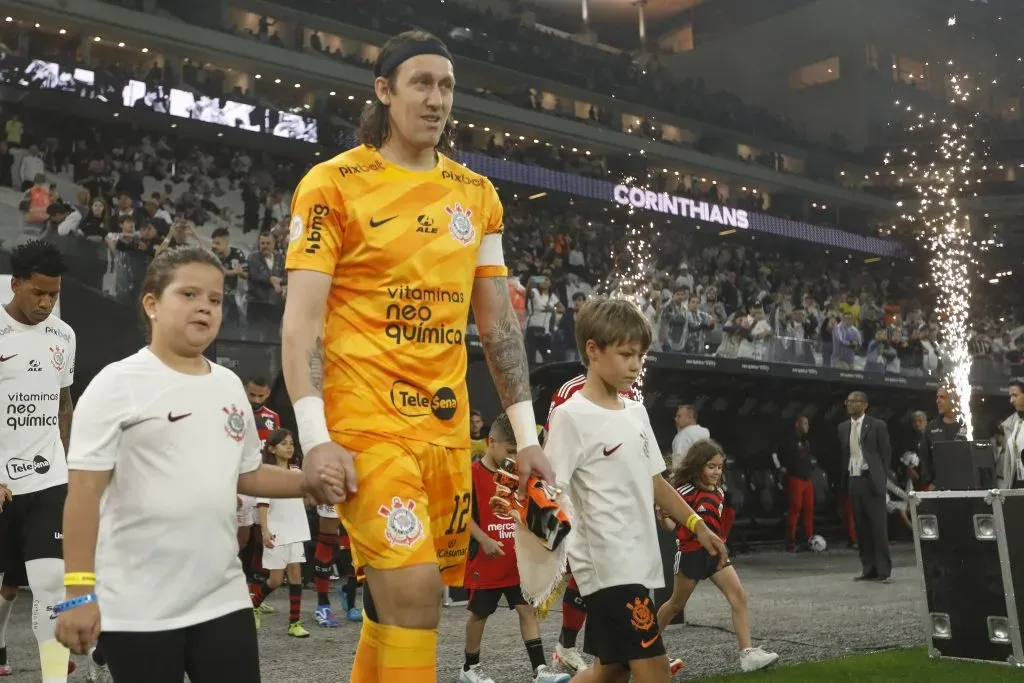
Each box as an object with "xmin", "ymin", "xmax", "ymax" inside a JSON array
[{"xmin": 286, "ymin": 145, "xmax": 508, "ymax": 448}]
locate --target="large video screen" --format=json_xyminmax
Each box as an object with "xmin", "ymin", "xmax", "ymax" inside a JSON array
[
  {"xmin": 0, "ymin": 55, "xmax": 114, "ymax": 102},
  {"xmin": 123, "ymin": 80, "xmax": 317, "ymax": 143}
]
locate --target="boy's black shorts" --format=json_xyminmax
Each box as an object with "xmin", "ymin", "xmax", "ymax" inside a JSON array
[
  {"xmin": 583, "ymin": 584, "xmax": 666, "ymax": 665},
  {"xmin": 467, "ymin": 585, "xmax": 527, "ymax": 617}
]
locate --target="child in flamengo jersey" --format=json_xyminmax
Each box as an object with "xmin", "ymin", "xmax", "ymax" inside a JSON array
[
  {"xmin": 545, "ymin": 297, "xmax": 728, "ymax": 683},
  {"xmin": 659, "ymin": 439, "xmax": 778, "ymax": 673},
  {"xmin": 460, "ymin": 414, "xmax": 570, "ymax": 683},
  {"xmin": 249, "ymin": 429, "xmax": 312, "ymax": 638}
]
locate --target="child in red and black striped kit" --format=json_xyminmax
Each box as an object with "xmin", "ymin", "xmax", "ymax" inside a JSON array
[
  {"xmin": 659, "ymin": 439, "xmax": 778, "ymax": 673},
  {"xmin": 459, "ymin": 414, "xmax": 569, "ymax": 683}
]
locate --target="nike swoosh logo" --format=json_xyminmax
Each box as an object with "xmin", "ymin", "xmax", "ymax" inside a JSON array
[
  {"xmin": 438, "ymin": 563, "xmax": 461, "ymax": 573},
  {"xmin": 603, "ymin": 443, "xmax": 622, "ymax": 456},
  {"xmin": 641, "ymin": 635, "xmax": 660, "ymax": 648},
  {"xmin": 0, "ymin": 355, "xmax": 16, "ymax": 362},
  {"xmin": 368, "ymin": 216, "xmax": 397, "ymax": 228},
  {"xmin": 167, "ymin": 412, "xmax": 192, "ymax": 422}
]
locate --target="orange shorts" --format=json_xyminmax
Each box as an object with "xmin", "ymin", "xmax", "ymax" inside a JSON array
[{"xmin": 334, "ymin": 432, "xmax": 471, "ymax": 587}]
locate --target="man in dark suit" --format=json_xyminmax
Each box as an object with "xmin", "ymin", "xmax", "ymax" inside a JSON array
[{"xmin": 838, "ymin": 391, "xmax": 893, "ymax": 583}]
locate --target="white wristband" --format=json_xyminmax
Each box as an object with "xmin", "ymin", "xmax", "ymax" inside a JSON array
[
  {"xmin": 506, "ymin": 400, "xmax": 540, "ymax": 450},
  {"xmin": 293, "ymin": 396, "xmax": 331, "ymax": 454}
]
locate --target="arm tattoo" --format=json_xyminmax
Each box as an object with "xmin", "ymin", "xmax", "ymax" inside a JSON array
[
  {"xmin": 480, "ymin": 278, "xmax": 532, "ymax": 407},
  {"xmin": 308, "ymin": 336, "xmax": 324, "ymax": 394}
]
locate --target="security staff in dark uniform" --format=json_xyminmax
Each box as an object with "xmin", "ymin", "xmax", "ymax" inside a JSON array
[{"xmin": 917, "ymin": 386, "xmax": 967, "ymax": 490}]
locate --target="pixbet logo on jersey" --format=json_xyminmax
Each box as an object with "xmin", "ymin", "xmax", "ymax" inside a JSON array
[
  {"xmin": 390, "ymin": 379, "xmax": 458, "ymax": 421},
  {"xmin": 6, "ymin": 455, "xmax": 51, "ymax": 480}
]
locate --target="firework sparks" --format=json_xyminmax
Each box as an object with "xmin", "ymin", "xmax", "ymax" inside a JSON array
[
  {"xmin": 884, "ymin": 68, "xmax": 980, "ymax": 438},
  {"xmin": 600, "ymin": 175, "xmax": 662, "ymax": 400}
]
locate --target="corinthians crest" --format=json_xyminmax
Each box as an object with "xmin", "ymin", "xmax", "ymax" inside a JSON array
[
  {"xmin": 444, "ymin": 203, "xmax": 476, "ymax": 246},
  {"xmin": 378, "ymin": 497, "xmax": 425, "ymax": 548},
  {"xmin": 222, "ymin": 404, "xmax": 247, "ymax": 442},
  {"xmin": 49, "ymin": 345, "xmax": 65, "ymax": 372}
]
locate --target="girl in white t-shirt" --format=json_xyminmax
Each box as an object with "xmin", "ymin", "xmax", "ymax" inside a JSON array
[
  {"xmin": 54, "ymin": 246, "xmax": 322, "ymax": 683},
  {"xmin": 249, "ymin": 428, "xmax": 312, "ymax": 638}
]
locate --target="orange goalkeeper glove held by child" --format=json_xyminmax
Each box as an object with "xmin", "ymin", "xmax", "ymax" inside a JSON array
[{"xmin": 489, "ymin": 458, "xmax": 571, "ymax": 551}]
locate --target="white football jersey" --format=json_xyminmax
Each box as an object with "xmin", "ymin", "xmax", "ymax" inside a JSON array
[
  {"xmin": 0, "ymin": 305, "xmax": 75, "ymax": 495},
  {"xmin": 545, "ymin": 393, "xmax": 666, "ymax": 597},
  {"xmin": 67, "ymin": 348, "xmax": 262, "ymax": 632},
  {"xmin": 258, "ymin": 469, "xmax": 310, "ymax": 546}
]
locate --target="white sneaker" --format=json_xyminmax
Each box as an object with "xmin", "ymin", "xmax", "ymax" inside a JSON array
[
  {"xmin": 740, "ymin": 647, "xmax": 779, "ymax": 672},
  {"xmin": 534, "ymin": 664, "xmax": 571, "ymax": 683},
  {"xmin": 459, "ymin": 663, "xmax": 496, "ymax": 683},
  {"xmin": 551, "ymin": 644, "xmax": 588, "ymax": 673}
]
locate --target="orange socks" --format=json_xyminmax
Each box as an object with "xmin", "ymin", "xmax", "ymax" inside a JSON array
[
  {"xmin": 350, "ymin": 619, "xmax": 379, "ymax": 683},
  {"xmin": 377, "ymin": 622, "xmax": 437, "ymax": 682}
]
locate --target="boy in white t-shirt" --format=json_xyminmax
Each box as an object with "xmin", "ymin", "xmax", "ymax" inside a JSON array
[{"xmin": 544, "ymin": 297, "xmax": 728, "ymax": 682}]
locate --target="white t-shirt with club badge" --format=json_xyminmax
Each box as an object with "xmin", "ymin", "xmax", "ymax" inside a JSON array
[
  {"xmin": 545, "ymin": 392, "xmax": 666, "ymax": 597},
  {"xmin": 0, "ymin": 306, "xmax": 75, "ymax": 495},
  {"xmin": 67, "ymin": 348, "xmax": 262, "ymax": 631}
]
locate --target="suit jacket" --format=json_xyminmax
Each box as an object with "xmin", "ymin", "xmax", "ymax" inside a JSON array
[{"xmin": 838, "ymin": 415, "xmax": 892, "ymax": 495}]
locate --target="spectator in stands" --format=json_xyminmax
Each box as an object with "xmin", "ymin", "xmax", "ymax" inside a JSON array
[
  {"xmin": 553, "ymin": 291, "xmax": 586, "ymax": 362},
  {"xmin": 0, "ymin": 141, "xmax": 13, "ymax": 187},
  {"xmin": 683, "ymin": 296, "xmax": 717, "ymax": 354},
  {"xmin": 245, "ymin": 230, "xmax": 286, "ymax": 331},
  {"xmin": 5, "ymin": 112, "xmax": 22, "ymax": 146},
  {"xmin": 18, "ymin": 144, "xmax": 44, "ymax": 190},
  {"xmin": 671, "ymin": 405, "xmax": 710, "ymax": 468},
  {"xmin": 157, "ymin": 219, "xmax": 208, "ymax": 255},
  {"xmin": 524, "ymin": 276, "xmax": 561, "ymax": 363},
  {"xmin": 660, "ymin": 289, "xmax": 690, "ymax": 352},
  {"xmin": 21, "ymin": 172, "xmax": 50, "ymax": 227},
  {"xmin": 112, "ymin": 191, "xmax": 144, "ymax": 226},
  {"xmin": 211, "ymin": 227, "xmax": 248, "ymax": 329},
  {"xmin": 107, "ymin": 215, "xmax": 154, "ymax": 306},
  {"xmin": 831, "ymin": 312, "xmax": 862, "ymax": 369}
]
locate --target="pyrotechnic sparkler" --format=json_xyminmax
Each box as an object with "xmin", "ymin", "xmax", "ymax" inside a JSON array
[
  {"xmin": 884, "ymin": 67, "xmax": 982, "ymax": 438},
  {"xmin": 601, "ymin": 175, "xmax": 662, "ymax": 400}
]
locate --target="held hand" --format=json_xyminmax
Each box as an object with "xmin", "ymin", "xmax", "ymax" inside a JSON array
[
  {"xmin": 263, "ymin": 531, "xmax": 276, "ymax": 549},
  {"xmin": 515, "ymin": 445, "xmax": 556, "ymax": 497},
  {"xmin": 481, "ymin": 537, "xmax": 505, "ymax": 557},
  {"xmin": 694, "ymin": 522, "xmax": 730, "ymax": 569},
  {"xmin": 303, "ymin": 442, "xmax": 358, "ymax": 504},
  {"xmin": 55, "ymin": 600, "xmax": 101, "ymax": 655},
  {"xmin": 0, "ymin": 484, "xmax": 11, "ymax": 512}
]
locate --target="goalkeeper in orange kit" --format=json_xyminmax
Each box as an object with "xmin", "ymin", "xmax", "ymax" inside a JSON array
[{"xmin": 281, "ymin": 29, "xmax": 555, "ymax": 683}]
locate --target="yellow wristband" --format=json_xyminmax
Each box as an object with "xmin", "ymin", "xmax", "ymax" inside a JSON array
[
  {"xmin": 685, "ymin": 514, "xmax": 701, "ymax": 533},
  {"xmin": 63, "ymin": 572, "xmax": 96, "ymax": 587}
]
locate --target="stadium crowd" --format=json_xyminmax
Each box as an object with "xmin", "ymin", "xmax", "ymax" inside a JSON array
[{"xmin": 2, "ymin": 97, "xmax": 1020, "ymax": 387}]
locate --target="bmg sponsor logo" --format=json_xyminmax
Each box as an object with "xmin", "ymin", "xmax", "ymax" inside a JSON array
[
  {"xmin": 338, "ymin": 160, "xmax": 383, "ymax": 179},
  {"xmin": 441, "ymin": 170, "xmax": 484, "ymax": 187},
  {"xmin": 303, "ymin": 204, "xmax": 330, "ymax": 255},
  {"xmin": 390, "ymin": 380, "xmax": 458, "ymax": 421},
  {"xmin": 6, "ymin": 455, "xmax": 51, "ymax": 480}
]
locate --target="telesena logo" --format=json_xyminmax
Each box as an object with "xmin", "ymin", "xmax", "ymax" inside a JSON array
[
  {"xmin": 6, "ymin": 455, "xmax": 51, "ymax": 480},
  {"xmin": 390, "ymin": 379, "xmax": 458, "ymax": 421}
]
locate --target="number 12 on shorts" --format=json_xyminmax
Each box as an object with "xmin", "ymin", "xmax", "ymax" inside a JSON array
[{"xmin": 445, "ymin": 493, "xmax": 471, "ymax": 535}]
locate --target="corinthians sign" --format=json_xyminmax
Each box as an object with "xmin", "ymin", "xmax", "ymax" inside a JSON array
[{"xmin": 613, "ymin": 184, "xmax": 750, "ymax": 230}]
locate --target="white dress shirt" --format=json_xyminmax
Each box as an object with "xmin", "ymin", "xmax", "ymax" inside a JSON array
[{"xmin": 849, "ymin": 416, "xmax": 866, "ymax": 476}]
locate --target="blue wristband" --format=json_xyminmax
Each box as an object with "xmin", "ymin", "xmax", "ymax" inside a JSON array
[{"xmin": 51, "ymin": 593, "xmax": 97, "ymax": 616}]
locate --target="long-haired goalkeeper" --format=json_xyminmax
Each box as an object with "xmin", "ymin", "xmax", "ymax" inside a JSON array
[{"xmin": 281, "ymin": 29, "xmax": 555, "ymax": 683}]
